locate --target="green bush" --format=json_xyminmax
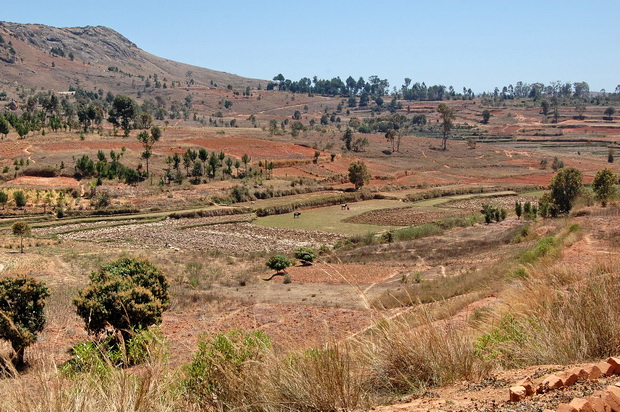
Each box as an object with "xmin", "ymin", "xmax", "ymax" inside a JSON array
[
  {"xmin": 266, "ymin": 254, "xmax": 293, "ymax": 273},
  {"xmin": 73, "ymin": 258, "xmax": 170, "ymax": 338},
  {"xmin": 60, "ymin": 327, "xmax": 166, "ymax": 375},
  {"xmin": 183, "ymin": 330, "xmax": 271, "ymax": 409},
  {"xmin": 293, "ymin": 247, "xmax": 317, "ymax": 265},
  {"xmin": 0, "ymin": 277, "xmax": 50, "ymax": 366}
]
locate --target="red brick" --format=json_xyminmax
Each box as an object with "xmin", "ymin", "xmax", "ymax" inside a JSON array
[
  {"xmin": 584, "ymin": 364, "xmax": 603, "ymax": 379},
  {"xmin": 517, "ymin": 377, "xmax": 536, "ymax": 396},
  {"xmin": 602, "ymin": 386, "xmax": 620, "ymax": 411},
  {"xmin": 542, "ymin": 374, "xmax": 564, "ymax": 390},
  {"xmin": 557, "ymin": 403, "xmax": 578, "ymax": 412},
  {"xmin": 574, "ymin": 368, "xmax": 591, "ymax": 380},
  {"xmin": 585, "ymin": 396, "xmax": 611, "ymax": 412},
  {"xmin": 569, "ymin": 398, "xmax": 595, "ymax": 412},
  {"xmin": 561, "ymin": 371, "xmax": 580, "ymax": 387},
  {"xmin": 597, "ymin": 362, "xmax": 616, "ymax": 376},
  {"xmin": 607, "ymin": 358, "xmax": 620, "ymax": 374},
  {"xmin": 509, "ymin": 385, "xmax": 527, "ymax": 402}
]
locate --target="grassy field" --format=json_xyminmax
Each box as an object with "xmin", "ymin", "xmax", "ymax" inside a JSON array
[{"xmin": 254, "ymin": 199, "xmax": 409, "ymax": 235}]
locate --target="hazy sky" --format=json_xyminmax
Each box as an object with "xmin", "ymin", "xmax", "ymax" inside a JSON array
[{"xmin": 3, "ymin": 0, "xmax": 619, "ymax": 93}]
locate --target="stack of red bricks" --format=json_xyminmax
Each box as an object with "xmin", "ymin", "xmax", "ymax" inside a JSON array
[{"xmin": 508, "ymin": 357, "xmax": 620, "ymax": 411}]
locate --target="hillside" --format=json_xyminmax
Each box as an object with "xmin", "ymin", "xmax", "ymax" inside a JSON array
[{"xmin": 0, "ymin": 21, "xmax": 262, "ymax": 95}]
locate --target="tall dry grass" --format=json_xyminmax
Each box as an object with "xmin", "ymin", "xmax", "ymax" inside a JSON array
[
  {"xmin": 0, "ymin": 349, "xmax": 186, "ymax": 412},
  {"xmin": 477, "ymin": 255, "xmax": 620, "ymax": 368}
]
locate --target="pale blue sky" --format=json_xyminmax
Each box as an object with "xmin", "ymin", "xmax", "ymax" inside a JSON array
[{"xmin": 3, "ymin": 0, "xmax": 619, "ymax": 93}]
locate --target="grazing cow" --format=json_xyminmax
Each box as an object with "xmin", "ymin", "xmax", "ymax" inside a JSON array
[
  {"xmin": 293, "ymin": 211, "xmax": 301, "ymax": 218},
  {"xmin": 341, "ymin": 204, "xmax": 347, "ymax": 210}
]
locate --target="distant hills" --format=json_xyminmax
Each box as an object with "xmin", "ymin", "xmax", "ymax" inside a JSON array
[{"xmin": 0, "ymin": 21, "xmax": 262, "ymax": 95}]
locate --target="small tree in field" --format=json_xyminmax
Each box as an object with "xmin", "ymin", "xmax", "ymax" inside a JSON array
[
  {"xmin": 604, "ymin": 106, "xmax": 615, "ymax": 121},
  {"xmin": 13, "ymin": 190, "xmax": 27, "ymax": 209},
  {"xmin": 294, "ymin": 247, "xmax": 317, "ymax": 266},
  {"xmin": 592, "ymin": 168, "xmax": 617, "ymax": 207},
  {"xmin": 515, "ymin": 201, "xmax": 522, "ymax": 219},
  {"xmin": 73, "ymin": 258, "xmax": 170, "ymax": 340},
  {"xmin": 481, "ymin": 110, "xmax": 491, "ymax": 124},
  {"xmin": 12, "ymin": 221, "xmax": 30, "ymax": 253},
  {"xmin": 0, "ymin": 277, "xmax": 49, "ymax": 366},
  {"xmin": 437, "ymin": 103, "xmax": 455, "ymax": 150},
  {"xmin": 348, "ymin": 160, "xmax": 370, "ymax": 190},
  {"xmin": 549, "ymin": 167, "xmax": 583, "ymax": 214},
  {"xmin": 266, "ymin": 255, "xmax": 292, "ymax": 274}
]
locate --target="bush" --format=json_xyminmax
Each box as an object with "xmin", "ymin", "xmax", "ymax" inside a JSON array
[
  {"xmin": 60, "ymin": 327, "xmax": 167, "ymax": 374},
  {"xmin": 73, "ymin": 258, "xmax": 170, "ymax": 338},
  {"xmin": 293, "ymin": 247, "xmax": 317, "ymax": 265},
  {"xmin": 266, "ymin": 254, "xmax": 293, "ymax": 273},
  {"xmin": 183, "ymin": 330, "xmax": 271, "ymax": 409},
  {"xmin": 0, "ymin": 277, "xmax": 50, "ymax": 366}
]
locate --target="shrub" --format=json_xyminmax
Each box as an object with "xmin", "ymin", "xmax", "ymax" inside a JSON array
[
  {"xmin": 266, "ymin": 254, "xmax": 293, "ymax": 274},
  {"xmin": 293, "ymin": 247, "xmax": 317, "ymax": 265},
  {"xmin": 60, "ymin": 327, "xmax": 167, "ymax": 374},
  {"xmin": 0, "ymin": 277, "xmax": 50, "ymax": 366},
  {"xmin": 183, "ymin": 330, "xmax": 271, "ymax": 409},
  {"xmin": 73, "ymin": 258, "xmax": 170, "ymax": 339}
]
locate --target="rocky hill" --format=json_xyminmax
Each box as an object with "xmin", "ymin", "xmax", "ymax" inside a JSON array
[{"xmin": 0, "ymin": 21, "xmax": 262, "ymax": 95}]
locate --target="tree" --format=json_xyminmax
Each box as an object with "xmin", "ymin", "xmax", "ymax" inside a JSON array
[
  {"xmin": 348, "ymin": 161, "xmax": 370, "ymax": 190},
  {"xmin": 294, "ymin": 247, "xmax": 317, "ymax": 266},
  {"xmin": 0, "ymin": 277, "xmax": 49, "ymax": 366},
  {"xmin": 0, "ymin": 116, "xmax": 9, "ymax": 138},
  {"xmin": 0, "ymin": 190, "xmax": 8, "ymax": 209},
  {"xmin": 437, "ymin": 103, "xmax": 455, "ymax": 150},
  {"xmin": 481, "ymin": 110, "xmax": 491, "ymax": 124},
  {"xmin": 73, "ymin": 258, "xmax": 170, "ymax": 339},
  {"xmin": 552, "ymin": 156, "xmax": 564, "ymax": 171},
  {"xmin": 549, "ymin": 167, "xmax": 583, "ymax": 214},
  {"xmin": 592, "ymin": 168, "xmax": 617, "ymax": 207},
  {"xmin": 266, "ymin": 254, "xmax": 292, "ymax": 274},
  {"xmin": 241, "ymin": 154, "xmax": 250, "ymax": 176},
  {"xmin": 608, "ymin": 149, "xmax": 615, "ymax": 163},
  {"xmin": 12, "ymin": 221, "xmax": 31, "ymax": 253},
  {"xmin": 385, "ymin": 129, "xmax": 396, "ymax": 152},
  {"xmin": 13, "ymin": 190, "xmax": 27, "ymax": 209},
  {"xmin": 604, "ymin": 107, "xmax": 616, "ymax": 121},
  {"xmin": 137, "ymin": 125, "xmax": 162, "ymax": 176},
  {"xmin": 575, "ymin": 103, "xmax": 586, "ymax": 120},
  {"xmin": 341, "ymin": 128, "xmax": 354, "ymax": 151},
  {"xmin": 515, "ymin": 201, "xmax": 522, "ymax": 219},
  {"xmin": 540, "ymin": 100, "xmax": 550, "ymax": 116},
  {"xmin": 292, "ymin": 110, "xmax": 301, "ymax": 120},
  {"xmin": 108, "ymin": 95, "xmax": 138, "ymax": 136}
]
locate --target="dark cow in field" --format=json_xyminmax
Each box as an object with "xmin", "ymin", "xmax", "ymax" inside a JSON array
[
  {"xmin": 341, "ymin": 204, "xmax": 347, "ymax": 210},
  {"xmin": 293, "ymin": 211, "xmax": 301, "ymax": 218}
]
